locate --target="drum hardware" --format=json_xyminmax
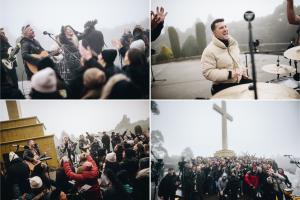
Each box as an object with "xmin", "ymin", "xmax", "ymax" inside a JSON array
[
  {"xmin": 284, "ymin": 46, "xmax": 300, "ymax": 81},
  {"xmin": 211, "ymin": 82, "xmax": 300, "ymax": 99},
  {"xmin": 244, "ymin": 11, "xmax": 258, "ymax": 99}
]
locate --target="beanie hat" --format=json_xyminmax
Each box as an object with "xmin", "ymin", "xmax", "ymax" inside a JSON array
[
  {"xmin": 9, "ymin": 152, "xmax": 19, "ymax": 162},
  {"xmin": 101, "ymin": 49, "xmax": 117, "ymax": 64},
  {"xmin": 106, "ymin": 152, "xmax": 116, "ymax": 163},
  {"xmin": 29, "ymin": 176, "xmax": 43, "ymax": 189},
  {"xmin": 130, "ymin": 39, "xmax": 145, "ymax": 52},
  {"xmin": 31, "ymin": 67, "xmax": 57, "ymax": 93}
]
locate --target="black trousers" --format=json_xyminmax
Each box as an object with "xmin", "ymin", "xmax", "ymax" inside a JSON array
[{"xmin": 211, "ymin": 78, "xmax": 253, "ymax": 95}]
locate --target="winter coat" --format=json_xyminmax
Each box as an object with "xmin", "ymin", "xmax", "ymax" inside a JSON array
[
  {"xmin": 67, "ymin": 57, "xmax": 104, "ymax": 99},
  {"xmin": 101, "ymin": 135, "xmax": 110, "ymax": 147},
  {"xmin": 133, "ymin": 168, "xmax": 149, "ymax": 200},
  {"xmin": 6, "ymin": 158, "xmax": 31, "ymax": 195},
  {"xmin": 244, "ymin": 172, "xmax": 260, "ymax": 189},
  {"xmin": 57, "ymin": 36, "xmax": 81, "ymax": 82},
  {"xmin": 217, "ymin": 177, "xmax": 229, "ymax": 192},
  {"xmin": 100, "ymin": 74, "xmax": 143, "ymax": 99},
  {"xmin": 158, "ymin": 173, "xmax": 178, "ymax": 197},
  {"xmin": 20, "ymin": 37, "xmax": 45, "ymax": 79},
  {"xmin": 80, "ymin": 28, "xmax": 104, "ymax": 55},
  {"xmin": 55, "ymin": 167, "xmax": 73, "ymax": 193},
  {"xmin": 63, "ymin": 155, "xmax": 101, "ymax": 200},
  {"xmin": 123, "ymin": 62, "xmax": 149, "ymax": 98},
  {"xmin": 105, "ymin": 63, "xmax": 122, "ymax": 81},
  {"xmin": 120, "ymin": 158, "xmax": 139, "ymax": 182},
  {"xmin": 105, "ymin": 161, "xmax": 120, "ymax": 175},
  {"xmin": 201, "ymin": 35, "xmax": 246, "ymax": 84}
]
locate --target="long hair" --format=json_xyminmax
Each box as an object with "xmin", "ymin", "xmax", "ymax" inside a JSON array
[{"xmin": 59, "ymin": 25, "xmax": 78, "ymax": 48}]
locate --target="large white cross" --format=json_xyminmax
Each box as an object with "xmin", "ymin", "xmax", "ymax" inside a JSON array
[{"xmin": 213, "ymin": 101, "xmax": 233, "ymax": 150}]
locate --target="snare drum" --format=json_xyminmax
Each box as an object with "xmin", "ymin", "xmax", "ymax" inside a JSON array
[{"xmin": 268, "ymin": 77, "xmax": 299, "ymax": 89}]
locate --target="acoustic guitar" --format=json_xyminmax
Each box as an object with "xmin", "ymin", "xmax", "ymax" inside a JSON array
[
  {"xmin": 24, "ymin": 154, "xmax": 52, "ymax": 171},
  {"xmin": 26, "ymin": 49, "xmax": 60, "ymax": 74}
]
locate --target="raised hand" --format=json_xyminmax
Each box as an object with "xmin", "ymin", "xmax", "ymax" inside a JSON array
[
  {"xmin": 151, "ymin": 6, "xmax": 168, "ymax": 30},
  {"xmin": 111, "ymin": 39, "xmax": 122, "ymax": 49},
  {"xmin": 78, "ymin": 40, "xmax": 92, "ymax": 62}
]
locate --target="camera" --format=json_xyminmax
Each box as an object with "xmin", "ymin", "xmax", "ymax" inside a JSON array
[{"xmin": 151, "ymin": 159, "xmax": 164, "ymax": 184}]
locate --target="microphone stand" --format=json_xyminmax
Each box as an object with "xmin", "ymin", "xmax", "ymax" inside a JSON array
[
  {"xmin": 245, "ymin": 12, "xmax": 258, "ymax": 99},
  {"xmin": 293, "ymin": 24, "xmax": 300, "ymax": 81},
  {"xmin": 44, "ymin": 33, "xmax": 79, "ymax": 61}
]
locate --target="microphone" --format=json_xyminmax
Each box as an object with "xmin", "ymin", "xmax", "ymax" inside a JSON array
[
  {"xmin": 11, "ymin": 144, "xmax": 25, "ymax": 148},
  {"xmin": 284, "ymin": 155, "xmax": 292, "ymax": 157},
  {"xmin": 43, "ymin": 31, "xmax": 54, "ymax": 35},
  {"xmin": 244, "ymin": 11, "xmax": 255, "ymax": 22}
]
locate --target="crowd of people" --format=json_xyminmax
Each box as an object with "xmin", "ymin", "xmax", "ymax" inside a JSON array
[
  {"xmin": 1, "ymin": 125, "xmax": 150, "ymax": 200},
  {"xmin": 158, "ymin": 156, "xmax": 293, "ymax": 200},
  {"xmin": 1, "ymin": 19, "xmax": 150, "ymax": 99}
]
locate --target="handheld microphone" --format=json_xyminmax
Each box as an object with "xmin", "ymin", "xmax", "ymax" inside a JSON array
[{"xmin": 43, "ymin": 31, "xmax": 54, "ymax": 35}]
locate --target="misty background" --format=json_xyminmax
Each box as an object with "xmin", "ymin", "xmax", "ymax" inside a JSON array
[
  {"xmin": 151, "ymin": 100, "xmax": 300, "ymax": 158},
  {"xmin": 1, "ymin": 0, "xmax": 149, "ymax": 48},
  {"xmin": 151, "ymin": 0, "xmax": 300, "ymax": 58},
  {"xmin": 0, "ymin": 100, "xmax": 149, "ymax": 138},
  {"xmin": 151, "ymin": 100, "xmax": 300, "ymax": 192},
  {"xmin": 0, "ymin": 0, "xmax": 149, "ymax": 80}
]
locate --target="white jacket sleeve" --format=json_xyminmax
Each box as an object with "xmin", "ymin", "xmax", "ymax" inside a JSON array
[{"xmin": 201, "ymin": 50, "xmax": 229, "ymax": 82}]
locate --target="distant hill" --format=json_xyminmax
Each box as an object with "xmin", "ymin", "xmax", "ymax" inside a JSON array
[{"xmin": 54, "ymin": 114, "xmax": 149, "ymax": 147}]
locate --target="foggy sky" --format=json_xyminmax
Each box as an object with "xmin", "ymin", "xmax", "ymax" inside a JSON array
[
  {"xmin": 152, "ymin": 101, "xmax": 300, "ymax": 158},
  {"xmin": 0, "ymin": 0, "xmax": 149, "ymax": 43},
  {"xmin": 0, "ymin": 100, "xmax": 149, "ymax": 137},
  {"xmin": 151, "ymin": 0, "xmax": 300, "ymax": 31}
]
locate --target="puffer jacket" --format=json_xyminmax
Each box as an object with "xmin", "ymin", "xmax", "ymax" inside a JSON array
[
  {"xmin": 63, "ymin": 155, "xmax": 101, "ymax": 200},
  {"xmin": 201, "ymin": 35, "xmax": 247, "ymax": 84}
]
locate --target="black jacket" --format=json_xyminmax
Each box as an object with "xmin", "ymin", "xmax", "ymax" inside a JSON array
[
  {"xmin": 20, "ymin": 37, "xmax": 44, "ymax": 79},
  {"xmin": 158, "ymin": 173, "xmax": 178, "ymax": 197},
  {"xmin": 102, "ymin": 135, "xmax": 110, "ymax": 146},
  {"xmin": 6, "ymin": 158, "xmax": 31, "ymax": 195},
  {"xmin": 67, "ymin": 57, "xmax": 104, "ymax": 99},
  {"xmin": 23, "ymin": 147, "xmax": 40, "ymax": 162},
  {"xmin": 151, "ymin": 22, "xmax": 164, "ymax": 42},
  {"xmin": 123, "ymin": 63, "xmax": 149, "ymax": 98},
  {"xmin": 105, "ymin": 63, "xmax": 122, "ymax": 81},
  {"xmin": 120, "ymin": 158, "xmax": 139, "ymax": 182},
  {"xmin": 133, "ymin": 168, "xmax": 149, "ymax": 200},
  {"xmin": 80, "ymin": 28, "xmax": 104, "ymax": 55}
]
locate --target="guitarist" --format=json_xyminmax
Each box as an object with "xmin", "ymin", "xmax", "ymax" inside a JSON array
[
  {"xmin": 23, "ymin": 140, "xmax": 53, "ymax": 188},
  {"xmin": 20, "ymin": 25, "xmax": 45, "ymax": 79},
  {"xmin": 23, "ymin": 140, "xmax": 42, "ymax": 167},
  {"xmin": 0, "ymin": 28, "xmax": 24, "ymax": 98},
  {"xmin": 20, "ymin": 24, "xmax": 60, "ymax": 80}
]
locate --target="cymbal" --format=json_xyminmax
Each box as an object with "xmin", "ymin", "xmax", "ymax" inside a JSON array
[
  {"xmin": 211, "ymin": 83, "xmax": 300, "ymax": 99},
  {"xmin": 284, "ymin": 46, "xmax": 300, "ymax": 60},
  {"xmin": 262, "ymin": 64, "xmax": 296, "ymax": 75}
]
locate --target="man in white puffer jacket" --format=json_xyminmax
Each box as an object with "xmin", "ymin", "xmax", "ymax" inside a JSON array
[{"xmin": 201, "ymin": 18, "xmax": 252, "ymax": 95}]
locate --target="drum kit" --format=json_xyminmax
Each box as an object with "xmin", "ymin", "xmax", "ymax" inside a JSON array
[
  {"xmin": 284, "ymin": 188, "xmax": 300, "ymax": 200},
  {"xmin": 212, "ymin": 46, "xmax": 300, "ymax": 99}
]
